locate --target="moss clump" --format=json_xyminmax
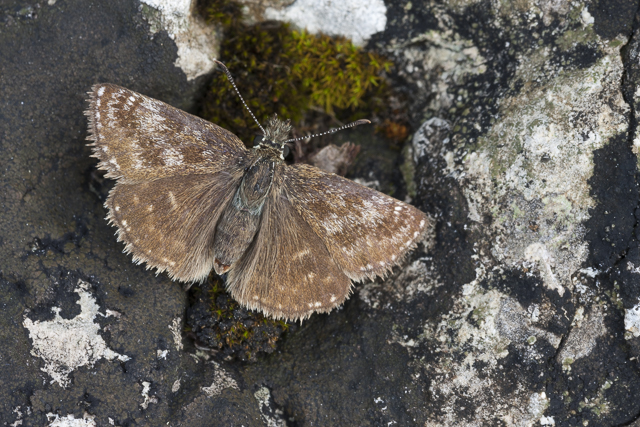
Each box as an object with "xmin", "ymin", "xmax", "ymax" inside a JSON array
[
  {"xmin": 186, "ymin": 276, "xmax": 292, "ymax": 362},
  {"xmin": 199, "ymin": 0, "xmax": 393, "ymax": 143}
]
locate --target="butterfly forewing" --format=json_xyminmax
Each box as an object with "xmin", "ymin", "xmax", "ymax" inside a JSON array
[
  {"xmin": 226, "ymin": 167, "xmax": 353, "ymax": 320},
  {"xmin": 283, "ymin": 164, "xmax": 430, "ymax": 282},
  {"xmin": 87, "ymin": 83, "xmax": 251, "ymax": 282},
  {"xmin": 86, "ymin": 83, "xmax": 249, "ymax": 183}
]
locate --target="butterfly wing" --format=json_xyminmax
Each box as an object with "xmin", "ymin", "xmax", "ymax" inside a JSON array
[
  {"xmin": 226, "ymin": 167, "xmax": 353, "ymax": 320},
  {"xmin": 283, "ymin": 164, "xmax": 430, "ymax": 282},
  {"xmin": 86, "ymin": 83, "xmax": 249, "ymax": 183},
  {"xmin": 86, "ymin": 84, "xmax": 251, "ymax": 282}
]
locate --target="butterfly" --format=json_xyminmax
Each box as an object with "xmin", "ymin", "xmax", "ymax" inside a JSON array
[{"xmin": 85, "ymin": 63, "xmax": 430, "ymax": 321}]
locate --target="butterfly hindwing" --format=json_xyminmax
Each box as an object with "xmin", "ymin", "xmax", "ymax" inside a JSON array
[
  {"xmin": 107, "ymin": 172, "xmax": 246, "ymax": 283},
  {"xmin": 283, "ymin": 164, "xmax": 430, "ymax": 282},
  {"xmin": 86, "ymin": 83, "xmax": 249, "ymax": 183},
  {"xmin": 226, "ymin": 167, "xmax": 353, "ymax": 320}
]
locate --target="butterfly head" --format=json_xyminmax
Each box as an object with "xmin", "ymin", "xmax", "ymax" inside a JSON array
[{"xmin": 254, "ymin": 115, "xmax": 291, "ymax": 159}]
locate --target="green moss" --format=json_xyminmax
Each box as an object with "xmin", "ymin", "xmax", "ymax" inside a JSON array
[
  {"xmin": 199, "ymin": 0, "xmax": 393, "ymax": 142},
  {"xmin": 562, "ymin": 357, "xmax": 574, "ymax": 372},
  {"xmin": 186, "ymin": 276, "xmax": 292, "ymax": 362},
  {"xmin": 199, "ymin": 0, "xmax": 243, "ymax": 28}
]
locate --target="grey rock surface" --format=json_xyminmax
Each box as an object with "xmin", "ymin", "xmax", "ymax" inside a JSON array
[{"xmin": 2, "ymin": 0, "xmax": 640, "ymax": 426}]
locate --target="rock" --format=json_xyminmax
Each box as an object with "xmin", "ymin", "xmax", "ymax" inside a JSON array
[
  {"xmin": 374, "ymin": 0, "xmax": 640, "ymax": 425},
  {"xmin": 3, "ymin": 0, "xmax": 640, "ymax": 425}
]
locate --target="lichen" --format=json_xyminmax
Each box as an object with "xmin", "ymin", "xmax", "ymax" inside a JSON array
[{"xmin": 462, "ymin": 47, "xmax": 629, "ymax": 296}]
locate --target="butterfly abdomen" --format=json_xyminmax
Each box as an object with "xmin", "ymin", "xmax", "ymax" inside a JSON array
[{"xmin": 213, "ymin": 157, "xmax": 276, "ymax": 274}]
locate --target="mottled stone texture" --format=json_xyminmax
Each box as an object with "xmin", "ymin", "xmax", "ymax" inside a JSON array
[{"xmin": 2, "ymin": 0, "xmax": 640, "ymax": 426}]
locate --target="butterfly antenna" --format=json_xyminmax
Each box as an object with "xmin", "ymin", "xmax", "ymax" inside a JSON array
[
  {"xmin": 214, "ymin": 60, "xmax": 265, "ymax": 134},
  {"xmin": 283, "ymin": 119, "xmax": 371, "ymax": 143}
]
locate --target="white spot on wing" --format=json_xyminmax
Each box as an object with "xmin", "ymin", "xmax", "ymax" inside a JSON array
[
  {"xmin": 162, "ymin": 148, "xmax": 184, "ymax": 166},
  {"xmin": 97, "ymin": 86, "xmax": 105, "ymax": 97}
]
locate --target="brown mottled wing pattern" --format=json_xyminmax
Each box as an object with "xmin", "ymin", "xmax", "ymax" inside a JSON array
[
  {"xmin": 86, "ymin": 83, "xmax": 249, "ymax": 183},
  {"xmin": 226, "ymin": 166, "xmax": 353, "ymax": 320},
  {"xmin": 283, "ymin": 164, "xmax": 430, "ymax": 282},
  {"xmin": 86, "ymin": 83, "xmax": 250, "ymax": 282}
]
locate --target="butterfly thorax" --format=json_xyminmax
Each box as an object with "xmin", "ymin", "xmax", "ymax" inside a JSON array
[{"xmin": 262, "ymin": 116, "xmax": 291, "ymax": 148}]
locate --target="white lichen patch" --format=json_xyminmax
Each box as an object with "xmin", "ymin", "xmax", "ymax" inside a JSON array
[
  {"xmin": 417, "ymin": 267, "xmax": 558, "ymax": 425},
  {"xmin": 265, "ymin": 0, "xmax": 386, "ymax": 46},
  {"xmin": 140, "ymin": 381, "xmax": 158, "ymax": 410},
  {"xmin": 254, "ymin": 386, "xmax": 287, "ymax": 427},
  {"xmin": 496, "ymin": 297, "xmax": 562, "ymax": 351},
  {"xmin": 459, "ymin": 41, "xmax": 629, "ymax": 296},
  {"xmin": 540, "ymin": 415, "xmax": 556, "ymax": 426},
  {"xmin": 557, "ymin": 307, "xmax": 606, "ymax": 371},
  {"xmin": 23, "ymin": 280, "xmax": 130, "ymax": 388},
  {"xmin": 169, "ymin": 317, "xmax": 183, "ymax": 351},
  {"xmin": 624, "ymin": 302, "xmax": 640, "ymax": 338},
  {"xmin": 524, "ymin": 243, "xmax": 564, "ymax": 296},
  {"xmin": 139, "ymin": 0, "xmax": 218, "ymax": 80},
  {"xmin": 10, "ymin": 406, "xmax": 25, "ymax": 427},
  {"xmin": 528, "ymin": 392, "xmax": 551, "ymax": 423},
  {"xmin": 436, "ymin": 284, "xmax": 508, "ymax": 360},
  {"xmin": 398, "ymin": 29, "xmax": 487, "ymax": 114},
  {"xmin": 46, "ymin": 412, "xmax": 96, "ymax": 427},
  {"xmin": 359, "ymin": 257, "xmax": 442, "ymax": 309},
  {"xmin": 201, "ymin": 361, "xmax": 239, "ymax": 397}
]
